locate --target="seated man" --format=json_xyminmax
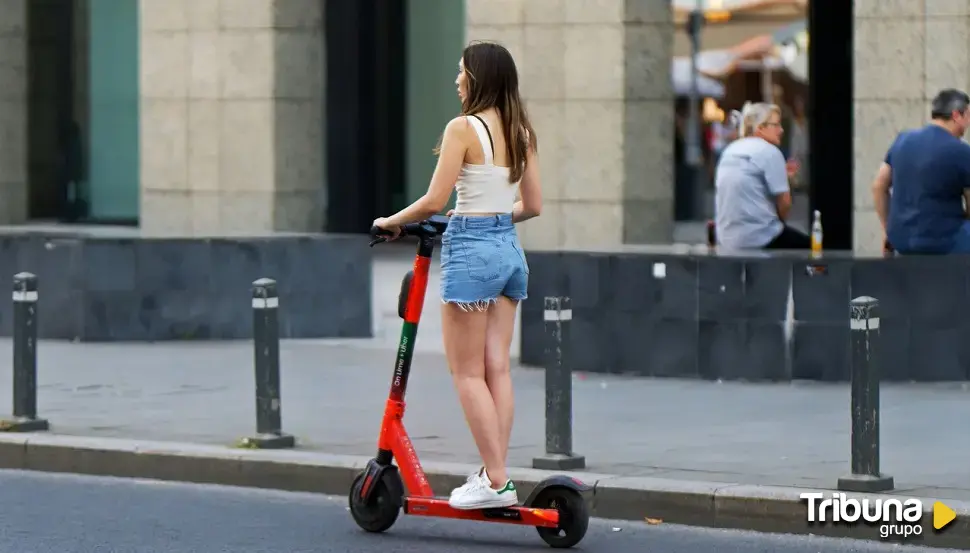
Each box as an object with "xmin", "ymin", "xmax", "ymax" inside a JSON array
[{"xmin": 872, "ymin": 88, "xmax": 970, "ymax": 254}]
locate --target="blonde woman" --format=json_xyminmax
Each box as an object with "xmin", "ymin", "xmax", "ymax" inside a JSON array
[{"xmin": 714, "ymin": 102, "xmax": 808, "ymax": 250}]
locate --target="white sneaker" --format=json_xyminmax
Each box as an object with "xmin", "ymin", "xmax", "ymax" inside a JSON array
[
  {"xmin": 448, "ymin": 470, "xmax": 518, "ymax": 510},
  {"xmin": 449, "ymin": 466, "xmax": 484, "ymax": 499}
]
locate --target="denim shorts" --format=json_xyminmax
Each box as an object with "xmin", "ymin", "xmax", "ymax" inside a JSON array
[{"xmin": 440, "ymin": 214, "xmax": 529, "ymax": 310}]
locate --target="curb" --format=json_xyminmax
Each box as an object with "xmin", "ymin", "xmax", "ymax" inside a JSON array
[{"xmin": 0, "ymin": 434, "xmax": 966, "ymax": 549}]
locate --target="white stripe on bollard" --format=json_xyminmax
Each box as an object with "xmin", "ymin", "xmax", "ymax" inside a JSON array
[
  {"xmin": 543, "ymin": 308, "xmax": 572, "ymax": 322},
  {"xmin": 12, "ymin": 291, "xmax": 38, "ymax": 303},
  {"xmin": 850, "ymin": 317, "xmax": 879, "ymax": 331},
  {"xmin": 252, "ymin": 297, "xmax": 279, "ymax": 309}
]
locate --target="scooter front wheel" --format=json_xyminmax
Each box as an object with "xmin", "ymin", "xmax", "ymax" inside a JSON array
[
  {"xmin": 348, "ymin": 470, "xmax": 404, "ymax": 533},
  {"xmin": 530, "ymin": 486, "xmax": 590, "ymax": 548}
]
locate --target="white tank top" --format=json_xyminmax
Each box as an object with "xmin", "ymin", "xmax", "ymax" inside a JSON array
[{"xmin": 454, "ymin": 115, "xmax": 520, "ymax": 214}]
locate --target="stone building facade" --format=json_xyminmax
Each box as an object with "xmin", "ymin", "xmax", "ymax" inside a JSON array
[{"xmin": 4, "ymin": 0, "xmax": 923, "ymax": 254}]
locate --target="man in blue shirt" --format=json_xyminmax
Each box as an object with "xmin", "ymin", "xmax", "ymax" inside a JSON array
[{"xmin": 871, "ymin": 89, "xmax": 970, "ymax": 254}]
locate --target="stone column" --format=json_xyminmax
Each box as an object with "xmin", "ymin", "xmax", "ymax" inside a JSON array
[
  {"xmin": 466, "ymin": 0, "xmax": 674, "ymax": 249},
  {"xmin": 853, "ymin": 1, "xmax": 970, "ymax": 254},
  {"xmin": 0, "ymin": 0, "xmax": 27, "ymax": 224},
  {"xmin": 139, "ymin": 0, "xmax": 324, "ymax": 236}
]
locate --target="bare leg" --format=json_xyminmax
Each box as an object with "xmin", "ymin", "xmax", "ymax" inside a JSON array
[
  {"xmin": 441, "ymin": 302, "xmax": 507, "ymax": 487},
  {"xmin": 484, "ymin": 297, "xmax": 517, "ymax": 471}
]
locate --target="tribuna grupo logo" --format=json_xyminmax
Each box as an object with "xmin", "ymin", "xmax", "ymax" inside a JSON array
[{"xmin": 801, "ymin": 492, "xmax": 922, "ymax": 539}]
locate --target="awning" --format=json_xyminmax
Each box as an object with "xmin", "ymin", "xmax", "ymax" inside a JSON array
[
  {"xmin": 672, "ymin": 0, "xmax": 807, "ymax": 20},
  {"xmin": 675, "ymin": 35, "xmax": 775, "ymax": 79},
  {"xmin": 772, "ymin": 18, "xmax": 806, "ymax": 43},
  {"xmin": 772, "ymin": 19, "xmax": 808, "ymax": 81},
  {"xmin": 671, "ymin": 19, "xmax": 809, "ymax": 85},
  {"xmin": 672, "ymin": 1, "xmax": 806, "ymax": 56},
  {"xmin": 671, "ymin": 58, "xmax": 727, "ymax": 97}
]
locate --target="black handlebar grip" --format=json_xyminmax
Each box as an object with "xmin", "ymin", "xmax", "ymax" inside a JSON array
[{"xmin": 370, "ymin": 225, "xmax": 393, "ymax": 237}]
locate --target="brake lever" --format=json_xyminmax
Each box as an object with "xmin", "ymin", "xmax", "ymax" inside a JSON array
[{"xmin": 369, "ymin": 237, "xmax": 386, "ymax": 247}]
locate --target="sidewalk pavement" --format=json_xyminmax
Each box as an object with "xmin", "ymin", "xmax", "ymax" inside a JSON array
[{"xmin": 0, "ymin": 339, "xmax": 967, "ymax": 547}]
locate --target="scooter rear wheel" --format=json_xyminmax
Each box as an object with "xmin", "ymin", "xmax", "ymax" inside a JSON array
[
  {"xmin": 348, "ymin": 470, "xmax": 404, "ymax": 533},
  {"xmin": 531, "ymin": 487, "xmax": 590, "ymax": 548}
]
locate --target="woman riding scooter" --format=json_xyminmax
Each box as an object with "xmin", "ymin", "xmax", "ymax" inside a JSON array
[{"xmin": 371, "ymin": 41, "xmax": 542, "ymax": 510}]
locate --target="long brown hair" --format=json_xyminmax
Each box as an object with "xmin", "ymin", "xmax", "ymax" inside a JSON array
[{"xmin": 436, "ymin": 41, "xmax": 537, "ymax": 183}]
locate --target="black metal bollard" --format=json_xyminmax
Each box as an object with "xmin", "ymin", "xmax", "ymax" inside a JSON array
[
  {"xmin": 837, "ymin": 296, "xmax": 893, "ymax": 492},
  {"xmin": 240, "ymin": 278, "xmax": 295, "ymax": 449},
  {"xmin": 532, "ymin": 296, "xmax": 585, "ymax": 470},
  {"xmin": 1, "ymin": 273, "xmax": 49, "ymax": 432}
]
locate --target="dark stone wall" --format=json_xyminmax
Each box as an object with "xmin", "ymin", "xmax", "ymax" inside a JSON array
[
  {"xmin": 0, "ymin": 232, "xmax": 371, "ymax": 341},
  {"xmin": 520, "ymin": 250, "xmax": 970, "ymax": 382}
]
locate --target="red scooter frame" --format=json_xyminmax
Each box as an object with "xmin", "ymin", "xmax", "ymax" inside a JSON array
[{"xmin": 349, "ymin": 216, "xmax": 591, "ymax": 549}]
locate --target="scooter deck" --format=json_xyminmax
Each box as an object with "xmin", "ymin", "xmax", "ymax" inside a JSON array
[{"xmin": 403, "ymin": 496, "xmax": 560, "ymax": 527}]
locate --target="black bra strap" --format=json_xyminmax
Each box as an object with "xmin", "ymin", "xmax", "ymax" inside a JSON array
[{"xmin": 470, "ymin": 114, "xmax": 495, "ymax": 157}]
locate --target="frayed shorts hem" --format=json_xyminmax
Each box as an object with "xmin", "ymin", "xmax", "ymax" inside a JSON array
[{"xmin": 441, "ymin": 293, "xmax": 527, "ymax": 312}]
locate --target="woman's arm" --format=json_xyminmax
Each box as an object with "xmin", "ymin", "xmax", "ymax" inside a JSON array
[
  {"xmin": 512, "ymin": 146, "xmax": 541, "ymax": 224},
  {"xmin": 384, "ymin": 117, "xmax": 469, "ymax": 227}
]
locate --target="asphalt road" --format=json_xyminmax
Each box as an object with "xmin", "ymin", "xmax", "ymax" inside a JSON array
[{"xmin": 0, "ymin": 470, "xmax": 958, "ymax": 553}]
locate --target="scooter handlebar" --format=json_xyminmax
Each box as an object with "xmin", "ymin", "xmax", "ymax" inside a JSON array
[
  {"xmin": 368, "ymin": 225, "xmax": 395, "ymax": 247},
  {"xmin": 368, "ymin": 224, "xmax": 416, "ymax": 247},
  {"xmin": 369, "ymin": 215, "xmax": 449, "ymax": 247}
]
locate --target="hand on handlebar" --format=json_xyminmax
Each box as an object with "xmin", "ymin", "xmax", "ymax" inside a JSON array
[
  {"xmin": 369, "ymin": 214, "xmax": 450, "ymax": 246},
  {"xmin": 372, "ymin": 217, "xmax": 401, "ymax": 239},
  {"xmin": 369, "ymin": 217, "xmax": 401, "ymax": 247}
]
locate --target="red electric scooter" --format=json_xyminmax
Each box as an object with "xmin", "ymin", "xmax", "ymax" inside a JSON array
[{"xmin": 348, "ymin": 215, "xmax": 591, "ymax": 548}]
